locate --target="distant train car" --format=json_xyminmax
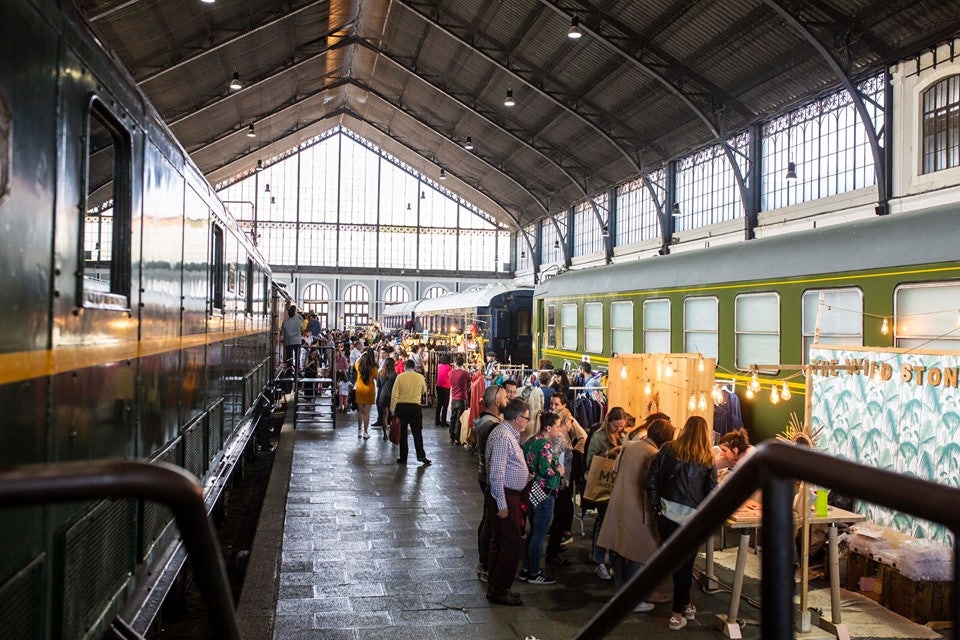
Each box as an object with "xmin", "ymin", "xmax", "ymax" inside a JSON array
[
  {"xmin": 384, "ymin": 284, "xmax": 534, "ymax": 365},
  {"xmin": 0, "ymin": 1, "xmax": 275, "ymax": 637},
  {"xmin": 534, "ymin": 206, "xmax": 960, "ymax": 439},
  {"xmin": 381, "ymin": 299, "xmax": 420, "ymax": 332}
]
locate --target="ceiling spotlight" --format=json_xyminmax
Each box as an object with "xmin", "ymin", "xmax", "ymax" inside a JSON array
[
  {"xmin": 201, "ymin": 0, "xmax": 215, "ymax": 4},
  {"xmin": 553, "ymin": 239, "xmax": 560, "ymax": 250},
  {"xmin": 785, "ymin": 160, "xmax": 798, "ymax": 182},
  {"xmin": 568, "ymin": 15, "xmax": 583, "ymax": 39},
  {"xmin": 504, "ymin": 88, "xmax": 515, "ymax": 107},
  {"xmin": 255, "ymin": 159, "xmax": 263, "ymax": 171},
  {"xmin": 264, "ymin": 183, "xmax": 271, "ymax": 193},
  {"xmin": 671, "ymin": 202, "xmax": 681, "ymax": 217},
  {"xmin": 601, "ymin": 225, "xmax": 609, "ymax": 237},
  {"xmin": 464, "ymin": 136, "xmax": 474, "ymax": 151},
  {"xmin": 246, "ymin": 123, "xmax": 255, "ymax": 138},
  {"xmin": 421, "ymin": 191, "xmax": 426, "ymax": 200},
  {"xmin": 229, "ymin": 71, "xmax": 242, "ymax": 91},
  {"xmin": 439, "ymin": 168, "xmax": 447, "ymax": 180},
  {"xmin": 270, "ymin": 196, "xmax": 276, "ymax": 205},
  {"xmin": 407, "ymin": 202, "xmax": 411, "ymax": 211},
  {"xmin": 521, "ymin": 249, "xmax": 526, "ymax": 259}
]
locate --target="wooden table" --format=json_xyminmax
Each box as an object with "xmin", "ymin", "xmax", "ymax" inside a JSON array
[{"xmin": 705, "ymin": 504, "xmax": 865, "ymax": 640}]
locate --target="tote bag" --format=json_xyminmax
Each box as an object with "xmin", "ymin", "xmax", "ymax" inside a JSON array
[
  {"xmin": 583, "ymin": 455, "xmax": 617, "ymax": 502},
  {"xmin": 388, "ymin": 415, "xmax": 401, "ymax": 444}
]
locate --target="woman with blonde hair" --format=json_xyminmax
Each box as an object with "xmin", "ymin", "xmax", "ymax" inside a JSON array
[
  {"xmin": 585, "ymin": 406, "xmax": 630, "ymax": 580},
  {"xmin": 646, "ymin": 415, "xmax": 718, "ymax": 630}
]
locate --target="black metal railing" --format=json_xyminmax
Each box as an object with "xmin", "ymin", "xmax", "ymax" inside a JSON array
[
  {"xmin": 571, "ymin": 441, "xmax": 960, "ymax": 640},
  {"xmin": 0, "ymin": 460, "xmax": 242, "ymax": 640}
]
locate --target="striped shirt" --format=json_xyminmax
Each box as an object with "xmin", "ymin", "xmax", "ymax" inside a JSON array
[{"xmin": 486, "ymin": 421, "xmax": 529, "ymax": 510}]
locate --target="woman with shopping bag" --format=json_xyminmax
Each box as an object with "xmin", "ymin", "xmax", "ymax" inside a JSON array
[{"xmin": 584, "ymin": 407, "xmax": 629, "ymax": 580}]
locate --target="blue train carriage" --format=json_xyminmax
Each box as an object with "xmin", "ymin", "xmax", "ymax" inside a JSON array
[
  {"xmin": 533, "ymin": 205, "xmax": 960, "ymax": 440},
  {"xmin": 412, "ymin": 284, "xmax": 534, "ymax": 365},
  {"xmin": 381, "ymin": 299, "xmax": 421, "ymax": 332},
  {"xmin": 0, "ymin": 0, "xmax": 274, "ymax": 637}
]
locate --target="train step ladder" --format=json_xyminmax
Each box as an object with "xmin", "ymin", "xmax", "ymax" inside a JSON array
[{"xmin": 293, "ymin": 345, "xmax": 337, "ymax": 430}]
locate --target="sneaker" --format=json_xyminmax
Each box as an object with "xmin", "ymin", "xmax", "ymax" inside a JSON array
[
  {"xmin": 362, "ymin": 432, "xmax": 370, "ymax": 439},
  {"xmin": 683, "ymin": 604, "xmax": 696, "ymax": 620},
  {"xmin": 526, "ymin": 573, "xmax": 556, "ymax": 585},
  {"xmin": 516, "ymin": 570, "xmax": 529, "ymax": 582},
  {"xmin": 632, "ymin": 601, "xmax": 655, "ymax": 613},
  {"xmin": 669, "ymin": 615, "xmax": 687, "ymax": 631},
  {"xmin": 560, "ymin": 535, "xmax": 574, "ymax": 546},
  {"xmin": 418, "ymin": 458, "xmax": 432, "ymax": 467},
  {"xmin": 594, "ymin": 564, "xmax": 612, "ymax": 581},
  {"xmin": 476, "ymin": 564, "xmax": 489, "ymax": 583}
]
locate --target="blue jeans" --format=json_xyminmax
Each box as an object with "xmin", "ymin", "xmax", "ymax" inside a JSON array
[{"xmin": 522, "ymin": 493, "xmax": 556, "ymax": 576}]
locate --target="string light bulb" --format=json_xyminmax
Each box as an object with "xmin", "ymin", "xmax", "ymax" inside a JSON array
[
  {"xmin": 689, "ymin": 393, "xmax": 696, "ymax": 411},
  {"xmin": 781, "ymin": 380, "xmax": 791, "ymax": 401},
  {"xmin": 620, "ymin": 364, "xmax": 628, "ymax": 380},
  {"xmin": 745, "ymin": 386, "xmax": 755, "ymax": 400},
  {"xmin": 644, "ymin": 379, "xmax": 652, "ymax": 395},
  {"xmin": 770, "ymin": 383, "xmax": 780, "ymax": 404},
  {"xmin": 881, "ymin": 317, "xmax": 889, "ymax": 335},
  {"xmin": 750, "ymin": 371, "xmax": 760, "ymax": 393},
  {"xmin": 698, "ymin": 393, "xmax": 707, "ymax": 412},
  {"xmin": 698, "ymin": 354, "xmax": 705, "ymax": 373},
  {"xmin": 664, "ymin": 360, "xmax": 674, "ymax": 378}
]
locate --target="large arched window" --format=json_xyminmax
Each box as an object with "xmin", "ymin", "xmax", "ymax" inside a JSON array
[
  {"xmin": 423, "ymin": 285, "xmax": 448, "ymax": 299},
  {"xmin": 302, "ymin": 282, "xmax": 330, "ymax": 328},
  {"xmin": 922, "ymin": 74, "xmax": 960, "ymax": 174},
  {"xmin": 383, "ymin": 283, "xmax": 411, "ymax": 304},
  {"xmin": 343, "ymin": 283, "xmax": 370, "ymax": 328}
]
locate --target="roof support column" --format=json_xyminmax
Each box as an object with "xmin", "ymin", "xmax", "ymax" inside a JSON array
[
  {"xmin": 746, "ymin": 123, "xmax": 762, "ymax": 239},
  {"xmin": 660, "ymin": 161, "xmax": 678, "ymax": 255}
]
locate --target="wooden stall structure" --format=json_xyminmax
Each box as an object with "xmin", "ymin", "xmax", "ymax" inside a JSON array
[{"xmin": 607, "ymin": 353, "xmax": 715, "ymax": 428}]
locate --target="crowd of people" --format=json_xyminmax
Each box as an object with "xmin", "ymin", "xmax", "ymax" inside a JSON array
[{"xmin": 280, "ymin": 305, "xmax": 768, "ymax": 630}]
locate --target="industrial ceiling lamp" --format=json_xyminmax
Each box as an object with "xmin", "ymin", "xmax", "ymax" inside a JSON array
[
  {"xmin": 504, "ymin": 88, "xmax": 515, "ymax": 107},
  {"xmin": 270, "ymin": 196, "xmax": 276, "ymax": 205},
  {"xmin": 407, "ymin": 202, "xmax": 411, "ymax": 211},
  {"xmin": 785, "ymin": 160, "xmax": 798, "ymax": 182},
  {"xmin": 421, "ymin": 191, "xmax": 426, "ymax": 200},
  {"xmin": 255, "ymin": 159, "xmax": 263, "ymax": 171},
  {"xmin": 264, "ymin": 183, "xmax": 271, "ymax": 193},
  {"xmin": 464, "ymin": 136, "xmax": 474, "ymax": 151},
  {"xmin": 601, "ymin": 225, "xmax": 609, "ymax": 237},
  {"xmin": 671, "ymin": 202, "xmax": 681, "ymax": 216},
  {"xmin": 439, "ymin": 168, "xmax": 447, "ymax": 180},
  {"xmin": 229, "ymin": 71, "xmax": 242, "ymax": 91},
  {"xmin": 246, "ymin": 123, "xmax": 255, "ymax": 137},
  {"xmin": 568, "ymin": 16, "xmax": 582, "ymax": 39},
  {"xmin": 521, "ymin": 249, "xmax": 526, "ymax": 259},
  {"xmin": 553, "ymin": 239, "xmax": 560, "ymax": 249}
]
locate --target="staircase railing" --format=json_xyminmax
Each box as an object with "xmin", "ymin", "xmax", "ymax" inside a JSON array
[
  {"xmin": 571, "ymin": 441, "xmax": 960, "ymax": 640},
  {"xmin": 0, "ymin": 460, "xmax": 242, "ymax": 640}
]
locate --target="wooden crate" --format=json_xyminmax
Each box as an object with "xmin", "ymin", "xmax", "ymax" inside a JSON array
[
  {"xmin": 844, "ymin": 551, "xmax": 880, "ymax": 591},
  {"xmin": 879, "ymin": 565, "xmax": 954, "ymax": 624},
  {"xmin": 607, "ymin": 353, "xmax": 715, "ymax": 428}
]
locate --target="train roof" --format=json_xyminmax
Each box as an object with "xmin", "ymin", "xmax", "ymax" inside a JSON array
[
  {"xmin": 535, "ymin": 205, "xmax": 960, "ymax": 299},
  {"xmin": 382, "ymin": 299, "xmax": 419, "ymax": 316},
  {"xmin": 414, "ymin": 283, "xmax": 533, "ymax": 314}
]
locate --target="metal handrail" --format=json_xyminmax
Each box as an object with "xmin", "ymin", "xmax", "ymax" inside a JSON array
[
  {"xmin": 572, "ymin": 441, "xmax": 960, "ymax": 640},
  {"xmin": 0, "ymin": 460, "xmax": 242, "ymax": 640}
]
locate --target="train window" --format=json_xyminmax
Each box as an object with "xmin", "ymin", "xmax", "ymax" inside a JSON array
[
  {"xmin": 546, "ymin": 305, "xmax": 556, "ymax": 348},
  {"xmin": 560, "ymin": 303, "xmax": 578, "ymax": 350},
  {"xmin": 643, "ymin": 299, "xmax": 670, "ymax": 353},
  {"xmin": 584, "ymin": 303, "xmax": 603, "ymax": 353},
  {"xmin": 611, "ymin": 301, "xmax": 634, "ymax": 355},
  {"xmin": 894, "ymin": 282, "xmax": 960, "ymax": 350},
  {"xmin": 921, "ymin": 75, "xmax": 960, "ymax": 174},
  {"xmin": 801, "ymin": 288, "xmax": 863, "ymax": 362},
  {"xmin": 683, "ymin": 297, "xmax": 718, "ymax": 359},
  {"xmin": 735, "ymin": 293, "xmax": 780, "ymax": 373},
  {"xmin": 82, "ymin": 99, "xmax": 131, "ymax": 309},
  {"xmin": 211, "ymin": 225, "xmax": 224, "ymax": 312}
]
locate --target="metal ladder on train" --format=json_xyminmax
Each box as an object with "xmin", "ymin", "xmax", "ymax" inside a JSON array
[{"xmin": 293, "ymin": 344, "xmax": 336, "ymax": 430}]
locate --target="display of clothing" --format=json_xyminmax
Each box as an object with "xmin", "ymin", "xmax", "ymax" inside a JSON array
[{"xmin": 713, "ymin": 388, "xmax": 743, "ymax": 438}]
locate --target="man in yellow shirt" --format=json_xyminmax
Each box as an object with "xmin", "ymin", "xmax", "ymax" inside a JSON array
[{"xmin": 391, "ymin": 359, "xmax": 430, "ymax": 466}]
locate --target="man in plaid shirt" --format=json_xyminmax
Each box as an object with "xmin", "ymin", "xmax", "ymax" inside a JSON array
[{"xmin": 484, "ymin": 397, "xmax": 533, "ymax": 606}]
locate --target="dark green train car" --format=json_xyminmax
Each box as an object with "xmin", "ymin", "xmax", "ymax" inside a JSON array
[{"xmin": 533, "ymin": 205, "xmax": 960, "ymax": 440}]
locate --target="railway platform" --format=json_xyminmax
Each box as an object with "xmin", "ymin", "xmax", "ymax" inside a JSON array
[{"xmin": 236, "ymin": 403, "xmax": 943, "ymax": 640}]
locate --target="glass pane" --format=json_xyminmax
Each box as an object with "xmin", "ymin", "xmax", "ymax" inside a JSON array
[
  {"xmin": 802, "ymin": 289, "xmax": 863, "ymax": 336},
  {"xmin": 584, "ymin": 302, "xmax": 602, "ymax": 327},
  {"xmin": 684, "ymin": 331, "xmax": 717, "ymax": 359},
  {"xmin": 585, "ymin": 327, "xmax": 603, "ymax": 353},
  {"xmin": 562, "ymin": 327, "xmax": 577, "ymax": 350},
  {"xmin": 896, "ymin": 283, "xmax": 960, "ymax": 338},
  {"xmin": 612, "ymin": 328, "xmax": 633, "ymax": 355},
  {"xmin": 684, "ymin": 297, "xmax": 718, "ymax": 331},
  {"xmin": 736, "ymin": 294, "xmax": 778, "ymax": 332},
  {"xmin": 611, "ymin": 301, "xmax": 632, "ymax": 328},
  {"xmin": 737, "ymin": 334, "xmax": 779, "ymax": 369},
  {"xmin": 643, "ymin": 299, "xmax": 670, "ymax": 330},
  {"xmin": 561, "ymin": 303, "xmax": 578, "ymax": 325},
  {"xmin": 644, "ymin": 331, "xmax": 670, "ymax": 354}
]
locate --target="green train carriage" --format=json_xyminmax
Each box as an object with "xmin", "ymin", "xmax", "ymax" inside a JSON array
[{"xmin": 533, "ymin": 204, "xmax": 960, "ymax": 440}]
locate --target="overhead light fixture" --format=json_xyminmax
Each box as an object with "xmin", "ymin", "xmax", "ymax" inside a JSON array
[
  {"xmin": 270, "ymin": 196, "xmax": 276, "ymax": 205},
  {"xmin": 785, "ymin": 160, "xmax": 798, "ymax": 182},
  {"xmin": 407, "ymin": 203, "xmax": 411, "ymax": 211},
  {"xmin": 520, "ymin": 249, "xmax": 526, "ymax": 259},
  {"xmin": 553, "ymin": 239, "xmax": 560, "ymax": 250},
  {"xmin": 464, "ymin": 136, "xmax": 474, "ymax": 151},
  {"xmin": 246, "ymin": 123, "xmax": 255, "ymax": 138},
  {"xmin": 421, "ymin": 191, "xmax": 426, "ymax": 200},
  {"xmin": 671, "ymin": 202, "xmax": 681, "ymax": 217},
  {"xmin": 264, "ymin": 183, "xmax": 271, "ymax": 193},
  {"xmin": 568, "ymin": 15, "xmax": 582, "ymax": 39},
  {"xmin": 504, "ymin": 88, "xmax": 515, "ymax": 107},
  {"xmin": 255, "ymin": 159, "xmax": 263, "ymax": 171},
  {"xmin": 439, "ymin": 168, "xmax": 446, "ymax": 180},
  {"xmin": 201, "ymin": 0, "xmax": 215, "ymax": 4},
  {"xmin": 601, "ymin": 225, "xmax": 609, "ymax": 237},
  {"xmin": 229, "ymin": 71, "xmax": 242, "ymax": 91}
]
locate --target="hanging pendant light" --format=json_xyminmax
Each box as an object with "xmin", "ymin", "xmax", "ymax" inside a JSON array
[
  {"xmin": 255, "ymin": 159, "xmax": 263, "ymax": 171},
  {"xmin": 568, "ymin": 16, "xmax": 583, "ymax": 39},
  {"xmin": 439, "ymin": 168, "xmax": 446, "ymax": 180},
  {"xmin": 229, "ymin": 71, "xmax": 242, "ymax": 91},
  {"xmin": 246, "ymin": 123, "xmax": 255, "ymax": 137},
  {"xmin": 504, "ymin": 88, "xmax": 515, "ymax": 107},
  {"xmin": 785, "ymin": 161, "xmax": 798, "ymax": 182},
  {"xmin": 881, "ymin": 317, "xmax": 889, "ymax": 335},
  {"xmin": 644, "ymin": 379, "xmax": 652, "ymax": 396},
  {"xmin": 781, "ymin": 380, "xmax": 791, "ymax": 401},
  {"xmin": 464, "ymin": 136, "xmax": 474, "ymax": 151}
]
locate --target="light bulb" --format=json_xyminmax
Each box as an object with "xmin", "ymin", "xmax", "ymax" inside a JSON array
[
  {"xmin": 881, "ymin": 317, "xmax": 889, "ymax": 335},
  {"xmin": 770, "ymin": 384, "xmax": 780, "ymax": 404},
  {"xmin": 644, "ymin": 379, "xmax": 651, "ymax": 395},
  {"xmin": 781, "ymin": 380, "xmax": 791, "ymax": 401},
  {"xmin": 689, "ymin": 393, "xmax": 696, "ymax": 411},
  {"xmin": 698, "ymin": 354, "xmax": 705, "ymax": 373},
  {"xmin": 751, "ymin": 372, "xmax": 760, "ymax": 392},
  {"xmin": 620, "ymin": 364, "xmax": 627, "ymax": 380},
  {"xmin": 745, "ymin": 386, "xmax": 754, "ymax": 400},
  {"xmin": 665, "ymin": 361, "xmax": 673, "ymax": 378},
  {"xmin": 698, "ymin": 393, "xmax": 707, "ymax": 412}
]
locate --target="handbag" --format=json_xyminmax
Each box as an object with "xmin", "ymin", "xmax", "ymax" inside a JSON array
[
  {"xmin": 528, "ymin": 482, "xmax": 549, "ymax": 508},
  {"xmin": 388, "ymin": 415, "xmax": 401, "ymax": 445},
  {"xmin": 583, "ymin": 455, "xmax": 617, "ymax": 502}
]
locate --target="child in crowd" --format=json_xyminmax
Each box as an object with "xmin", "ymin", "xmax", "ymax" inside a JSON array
[{"xmin": 337, "ymin": 372, "xmax": 352, "ymax": 413}]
